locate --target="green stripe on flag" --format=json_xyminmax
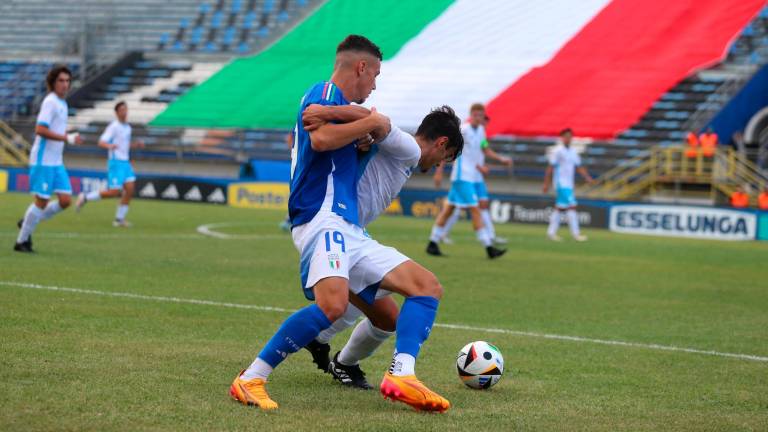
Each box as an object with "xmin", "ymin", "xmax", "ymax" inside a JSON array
[{"xmin": 151, "ymin": 0, "xmax": 454, "ymax": 129}]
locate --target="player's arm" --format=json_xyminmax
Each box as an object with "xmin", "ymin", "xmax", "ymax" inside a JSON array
[
  {"xmin": 35, "ymin": 124, "xmax": 67, "ymax": 142},
  {"xmin": 577, "ymin": 166, "xmax": 594, "ymax": 184},
  {"xmin": 97, "ymin": 125, "xmax": 116, "ymax": 150},
  {"xmin": 433, "ymin": 162, "xmax": 445, "ymax": 189},
  {"xmin": 542, "ymin": 165, "xmax": 554, "ymax": 193},
  {"xmin": 302, "ymin": 104, "xmax": 370, "ymax": 131},
  {"xmin": 309, "ymin": 108, "xmax": 390, "ymax": 152},
  {"xmin": 482, "ymin": 146, "xmax": 513, "ymax": 167},
  {"xmin": 130, "ymin": 139, "xmax": 145, "ymax": 149}
]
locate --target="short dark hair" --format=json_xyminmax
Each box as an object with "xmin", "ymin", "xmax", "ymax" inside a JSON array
[
  {"xmin": 416, "ymin": 105, "xmax": 464, "ymax": 161},
  {"xmin": 46, "ymin": 65, "xmax": 72, "ymax": 91},
  {"xmin": 336, "ymin": 35, "xmax": 382, "ymax": 60},
  {"xmin": 560, "ymin": 127, "xmax": 573, "ymax": 136},
  {"xmin": 114, "ymin": 101, "xmax": 126, "ymax": 112}
]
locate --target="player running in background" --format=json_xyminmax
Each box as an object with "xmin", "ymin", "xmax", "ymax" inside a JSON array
[
  {"xmin": 434, "ymin": 104, "xmax": 512, "ymax": 246},
  {"xmin": 14, "ymin": 65, "xmax": 83, "ymax": 253},
  {"xmin": 75, "ymin": 102, "xmax": 144, "ymax": 226},
  {"xmin": 302, "ymin": 106, "xmax": 463, "ymax": 398},
  {"xmin": 542, "ymin": 128, "xmax": 594, "ymax": 241},
  {"xmin": 426, "ymin": 103, "xmax": 508, "ymax": 259}
]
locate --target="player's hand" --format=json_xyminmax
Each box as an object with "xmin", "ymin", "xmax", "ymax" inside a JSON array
[
  {"xmin": 542, "ymin": 183, "xmax": 549, "ymax": 194},
  {"xmin": 136, "ymin": 139, "xmax": 145, "ymax": 149},
  {"xmin": 477, "ymin": 164, "xmax": 490, "ymax": 176},
  {"xmin": 357, "ymin": 133, "xmax": 374, "ymax": 152},
  {"xmin": 586, "ymin": 177, "xmax": 596, "ymax": 185},
  {"xmin": 302, "ymin": 104, "xmax": 327, "ymax": 132},
  {"xmin": 502, "ymin": 156, "xmax": 513, "ymax": 168},
  {"xmin": 369, "ymin": 107, "xmax": 391, "ymax": 139}
]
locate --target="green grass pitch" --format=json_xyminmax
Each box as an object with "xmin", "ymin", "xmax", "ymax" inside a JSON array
[{"xmin": 1, "ymin": 193, "xmax": 766, "ymax": 431}]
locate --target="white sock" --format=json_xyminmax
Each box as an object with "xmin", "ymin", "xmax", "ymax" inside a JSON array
[
  {"xmin": 547, "ymin": 210, "xmax": 561, "ymax": 236},
  {"xmin": 242, "ymin": 357, "xmax": 273, "ymax": 381},
  {"xmin": 442, "ymin": 208, "xmax": 460, "ymax": 238},
  {"xmin": 338, "ymin": 319, "xmax": 394, "ymax": 366},
  {"xmin": 316, "ymin": 304, "xmax": 362, "ymax": 344},
  {"xmin": 115, "ymin": 204, "xmax": 129, "ymax": 221},
  {"xmin": 567, "ymin": 209, "xmax": 581, "ymax": 236},
  {"xmin": 86, "ymin": 190, "xmax": 101, "ymax": 201},
  {"xmin": 481, "ymin": 209, "xmax": 495, "ymax": 239},
  {"xmin": 40, "ymin": 201, "xmax": 62, "ymax": 221},
  {"xmin": 429, "ymin": 224, "xmax": 446, "ymax": 243},
  {"xmin": 476, "ymin": 227, "xmax": 492, "ymax": 247},
  {"xmin": 17, "ymin": 204, "xmax": 43, "ymax": 243},
  {"xmin": 389, "ymin": 352, "xmax": 416, "ymax": 376}
]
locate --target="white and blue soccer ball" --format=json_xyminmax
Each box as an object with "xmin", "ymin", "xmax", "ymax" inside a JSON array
[{"xmin": 456, "ymin": 341, "xmax": 504, "ymax": 389}]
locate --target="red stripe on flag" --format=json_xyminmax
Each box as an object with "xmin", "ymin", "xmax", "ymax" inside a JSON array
[{"xmin": 486, "ymin": 0, "xmax": 765, "ymax": 139}]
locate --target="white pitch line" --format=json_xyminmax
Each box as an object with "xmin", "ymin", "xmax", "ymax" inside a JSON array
[
  {"xmin": 1, "ymin": 280, "xmax": 767, "ymax": 363},
  {"xmin": 0, "ymin": 231, "xmax": 205, "ymax": 240},
  {"xmin": 196, "ymin": 222, "xmax": 286, "ymax": 240}
]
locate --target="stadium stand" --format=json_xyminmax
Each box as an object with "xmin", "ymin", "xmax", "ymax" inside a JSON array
[
  {"xmin": 159, "ymin": 0, "xmax": 317, "ymax": 53},
  {"xmin": 0, "ymin": 61, "xmax": 79, "ymax": 119}
]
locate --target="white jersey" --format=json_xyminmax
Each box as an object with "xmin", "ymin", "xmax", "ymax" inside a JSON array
[
  {"xmin": 357, "ymin": 125, "xmax": 421, "ymax": 227},
  {"xmin": 548, "ymin": 145, "xmax": 582, "ymax": 189},
  {"xmin": 29, "ymin": 93, "xmax": 69, "ymax": 166},
  {"xmin": 99, "ymin": 120, "xmax": 132, "ymax": 161},
  {"xmin": 450, "ymin": 123, "xmax": 485, "ymax": 183}
]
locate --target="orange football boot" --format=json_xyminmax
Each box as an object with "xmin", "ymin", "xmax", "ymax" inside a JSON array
[
  {"xmin": 229, "ymin": 370, "xmax": 278, "ymax": 410},
  {"xmin": 380, "ymin": 372, "xmax": 450, "ymax": 413}
]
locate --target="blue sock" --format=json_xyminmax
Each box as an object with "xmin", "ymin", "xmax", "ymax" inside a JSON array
[
  {"xmin": 257, "ymin": 304, "xmax": 332, "ymax": 368},
  {"xmin": 395, "ymin": 296, "xmax": 439, "ymax": 358}
]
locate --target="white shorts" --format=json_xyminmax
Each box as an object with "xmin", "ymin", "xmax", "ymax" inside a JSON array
[{"xmin": 292, "ymin": 211, "xmax": 408, "ymax": 305}]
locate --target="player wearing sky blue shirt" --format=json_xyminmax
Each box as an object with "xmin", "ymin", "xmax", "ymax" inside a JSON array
[
  {"xmin": 15, "ymin": 65, "xmax": 83, "ymax": 253},
  {"xmin": 75, "ymin": 101, "xmax": 144, "ymax": 227},
  {"xmin": 542, "ymin": 128, "xmax": 594, "ymax": 241}
]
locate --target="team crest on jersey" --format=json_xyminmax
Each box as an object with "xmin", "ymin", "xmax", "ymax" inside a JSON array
[{"xmin": 328, "ymin": 253, "xmax": 341, "ymax": 270}]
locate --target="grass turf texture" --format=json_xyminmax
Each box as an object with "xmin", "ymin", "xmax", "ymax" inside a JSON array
[{"xmin": 1, "ymin": 193, "xmax": 767, "ymax": 431}]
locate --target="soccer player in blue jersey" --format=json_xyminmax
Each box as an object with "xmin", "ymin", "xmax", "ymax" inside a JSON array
[
  {"xmin": 75, "ymin": 102, "xmax": 144, "ymax": 226},
  {"xmin": 14, "ymin": 65, "xmax": 83, "ymax": 253},
  {"xmin": 230, "ymin": 35, "xmax": 453, "ymax": 413},
  {"xmin": 299, "ymin": 106, "xmax": 463, "ymax": 398}
]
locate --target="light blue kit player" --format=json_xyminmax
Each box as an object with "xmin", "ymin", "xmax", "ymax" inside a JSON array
[
  {"xmin": 15, "ymin": 65, "xmax": 82, "ymax": 253},
  {"xmin": 542, "ymin": 128, "xmax": 594, "ymax": 242},
  {"xmin": 76, "ymin": 101, "xmax": 144, "ymax": 227}
]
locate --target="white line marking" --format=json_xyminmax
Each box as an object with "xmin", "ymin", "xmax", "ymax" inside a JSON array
[
  {"xmin": 196, "ymin": 222, "xmax": 286, "ymax": 240},
  {"xmin": 0, "ymin": 231, "xmax": 204, "ymax": 240},
  {"xmin": 1, "ymin": 280, "xmax": 766, "ymax": 363}
]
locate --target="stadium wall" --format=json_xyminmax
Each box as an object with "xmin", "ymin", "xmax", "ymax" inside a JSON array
[{"xmin": 2, "ymin": 167, "xmax": 766, "ymax": 241}]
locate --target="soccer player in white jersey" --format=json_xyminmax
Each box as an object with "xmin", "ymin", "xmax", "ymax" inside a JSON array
[
  {"xmin": 300, "ymin": 106, "xmax": 464, "ymax": 393},
  {"xmin": 435, "ymin": 104, "xmax": 512, "ymax": 246},
  {"xmin": 427, "ymin": 103, "xmax": 508, "ymax": 259},
  {"xmin": 14, "ymin": 65, "xmax": 83, "ymax": 253},
  {"xmin": 75, "ymin": 101, "xmax": 144, "ymax": 226},
  {"xmin": 542, "ymin": 128, "xmax": 594, "ymax": 241}
]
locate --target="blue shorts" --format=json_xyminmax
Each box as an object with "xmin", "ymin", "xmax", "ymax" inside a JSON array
[
  {"xmin": 107, "ymin": 160, "xmax": 136, "ymax": 190},
  {"xmin": 474, "ymin": 181, "xmax": 489, "ymax": 201},
  {"xmin": 555, "ymin": 187, "xmax": 577, "ymax": 208},
  {"xmin": 29, "ymin": 164, "xmax": 71, "ymax": 198},
  {"xmin": 447, "ymin": 180, "xmax": 479, "ymax": 208}
]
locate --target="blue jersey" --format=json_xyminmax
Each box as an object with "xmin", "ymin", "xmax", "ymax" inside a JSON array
[{"xmin": 289, "ymin": 81, "xmax": 359, "ymax": 227}]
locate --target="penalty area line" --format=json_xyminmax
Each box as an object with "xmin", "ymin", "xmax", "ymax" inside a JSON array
[{"xmin": 1, "ymin": 280, "xmax": 766, "ymax": 363}]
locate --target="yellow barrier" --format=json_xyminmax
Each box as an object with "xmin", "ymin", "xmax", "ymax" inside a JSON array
[
  {"xmin": 0, "ymin": 169, "xmax": 7, "ymax": 193},
  {"xmin": 228, "ymin": 182, "xmax": 289, "ymax": 210}
]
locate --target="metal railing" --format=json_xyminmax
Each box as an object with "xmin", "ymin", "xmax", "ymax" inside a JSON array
[
  {"xmin": 0, "ymin": 119, "xmax": 30, "ymax": 166},
  {"xmin": 580, "ymin": 145, "xmax": 768, "ymax": 206}
]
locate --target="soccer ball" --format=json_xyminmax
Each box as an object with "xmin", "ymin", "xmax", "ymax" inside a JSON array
[{"xmin": 456, "ymin": 341, "xmax": 504, "ymax": 389}]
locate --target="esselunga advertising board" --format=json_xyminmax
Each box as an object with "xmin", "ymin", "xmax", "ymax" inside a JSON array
[{"xmin": 609, "ymin": 205, "xmax": 757, "ymax": 241}]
